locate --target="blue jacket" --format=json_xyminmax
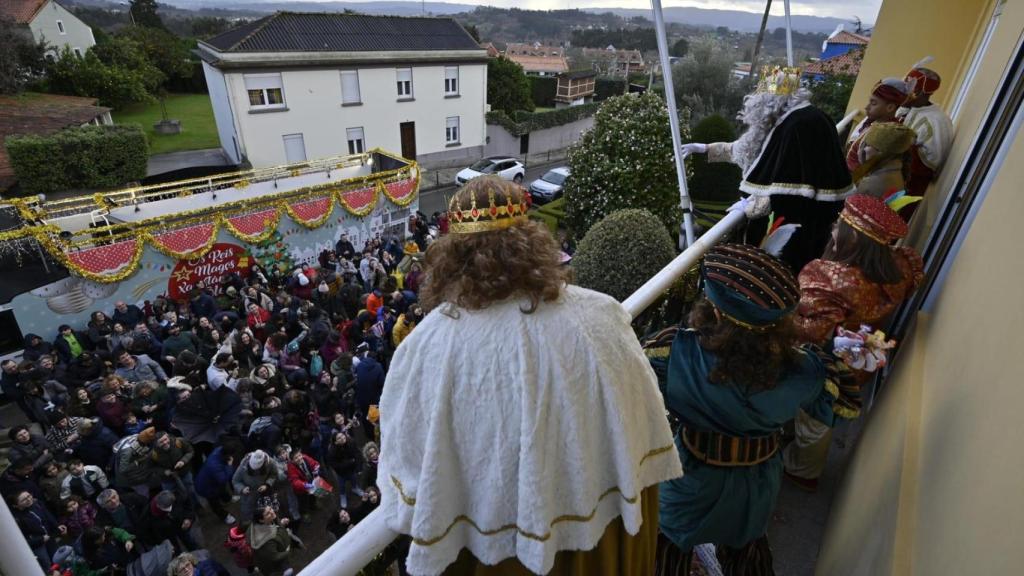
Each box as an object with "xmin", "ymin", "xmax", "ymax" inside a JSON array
[
  {"xmin": 190, "ymin": 292, "xmax": 219, "ymax": 321},
  {"xmin": 354, "ymin": 356, "xmax": 385, "ymax": 412},
  {"xmin": 195, "ymin": 446, "xmax": 237, "ymax": 499}
]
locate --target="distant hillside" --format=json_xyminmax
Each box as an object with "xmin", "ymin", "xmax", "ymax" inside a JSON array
[
  {"xmin": 588, "ymin": 6, "xmax": 861, "ymax": 34},
  {"xmin": 161, "ymin": 1, "xmax": 476, "ymax": 16}
]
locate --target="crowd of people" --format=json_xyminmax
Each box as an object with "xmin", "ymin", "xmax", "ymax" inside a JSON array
[
  {"xmin": 1, "ymin": 61, "xmax": 953, "ymax": 576},
  {"xmin": 2, "ymin": 226, "xmax": 432, "ymax": 575}
]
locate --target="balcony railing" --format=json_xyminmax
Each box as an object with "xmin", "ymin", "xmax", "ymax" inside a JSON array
[{"xmin": 297, "ymin": 209, "xmax": 747, "ymax": 576}]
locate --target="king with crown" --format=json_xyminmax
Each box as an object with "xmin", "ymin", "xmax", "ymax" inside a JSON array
[{"xmin": 683, "ymin": 66, "xmax": 855, "ymax": 272}]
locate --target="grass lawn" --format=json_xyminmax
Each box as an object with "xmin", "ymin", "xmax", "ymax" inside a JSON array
[{"xmin": 112, "ymin": 93, "xmax": 219, "ymax": 155}]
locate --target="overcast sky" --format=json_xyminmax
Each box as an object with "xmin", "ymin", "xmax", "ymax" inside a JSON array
[{"xmin": 443, "ymin": 0, "xmax": 881, "ymax": 22}]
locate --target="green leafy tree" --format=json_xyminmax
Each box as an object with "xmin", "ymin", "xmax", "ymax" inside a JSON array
[
  {"xmin": 0, "ymin": 17, "xmax": 48, "ymax": 94},
  {"xmin": 687, "ymin": 114, "xmax": 742, "ymax": 202},
  {"xmin": 487, "ymin": 56, "xmax": 534, "ymax": 115},
  {"xmin": 564, "ymin": 93, "xmax": 685, "ymax": 239},
  {"xmin": 572, "ymin": 209, "xmax": 677, "ymax": 302},
  {"xmin": 462, "ymin": 24, "xmax": 481, "ymax": 43},
  {"xmin": 44, "ymin": 47, "xmax": 157, "ymax": 109},
  {"xmin": 671, "ymin": 37, "xmax": 689, "ymax": 57},
  {"xmin": 129, "ymin": 0, "xmax": 165, "ymax": 30},
  {"xmin": 91, "ymin": 33, "xmax": 165, "ymax": 90},
  {"xmin": 673, "ymin": 36, "xmax": 746, "ymax": 122},
  {"xmin": 117, "ymin": 26, "xmax": 193, "ymax": 88},
  {"xmin": 809, "ymin": 74, "xmax": 856, "ymax": 122}
]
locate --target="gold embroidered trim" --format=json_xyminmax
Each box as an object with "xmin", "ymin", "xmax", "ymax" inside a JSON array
[
  {"xmin": 644, "ymin": 347, "xmax": 671, "ymax": 359},
  {"xmin": 840, "ymin": 213, "xmax": 889, "ymax": 244},
  {"xmin": 391, "ymin": 443, "xmax": 675, "ymax": 546},
  {"xmin": 832, "ymin": 403, "xmax": 861, "ymax": 420},
  {"xmin": 824, "ymin": 379, "xmax": 840, "ymax": 398}
]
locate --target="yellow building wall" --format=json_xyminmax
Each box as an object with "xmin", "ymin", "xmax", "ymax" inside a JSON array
[{"xmin": 818, "ymin": 1, "xmax": 1024, "ymax": 573}]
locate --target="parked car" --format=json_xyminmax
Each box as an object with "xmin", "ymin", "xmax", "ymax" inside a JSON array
[
  {"xmin": 455, "ymin": 157, "xmax": 525, "ymax": 187},
  {"xmin": 528, "ymin": 167, "xmax": 570, "ymax": 204}
]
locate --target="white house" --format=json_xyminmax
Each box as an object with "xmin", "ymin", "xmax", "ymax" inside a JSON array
[
  {"xmin": 196, "ymin": 12, "xmax": 488, "ymax": 169},
  {"xmin": 0, "ymin": 0, "xmax": 96, "ymax": 58}
]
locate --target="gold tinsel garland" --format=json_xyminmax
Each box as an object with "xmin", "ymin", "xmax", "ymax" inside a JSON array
[{"xmin": 2, "ymin": 161, "xmax": 419, "ymax": 283}]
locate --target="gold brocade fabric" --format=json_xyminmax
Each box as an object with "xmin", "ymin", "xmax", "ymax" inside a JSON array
[
  {"xmin": 443, "ymin": 485, "xmax": 659, "ymax": 576},
  {"xmin": 793, "ymin": 247, "xmax": 925, "ymax": 345}
]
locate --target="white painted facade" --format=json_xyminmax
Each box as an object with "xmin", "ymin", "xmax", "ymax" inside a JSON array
[
  {"xmin": 28, "ymin": 0, "xmax": 95, "ymax": 57},
  {"xmin": 199, "ymin": 48, "xmax": 488, "ymax": 169}
]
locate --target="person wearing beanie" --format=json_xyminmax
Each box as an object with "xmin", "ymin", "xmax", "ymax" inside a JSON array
[
  {"xmin": 141, "ymin": 490, "xmax": 197, "ymax": 552},
  {"xmin": 655, "ymin": 244, "xmax": 837, "ymax": 574},
  {"xmin": 783, "ymin": 195, "xmax": 924, "ymax": 490},
  {"xmin": 232, "ymin": 449, "xmax": 285, "ymax": 523}
]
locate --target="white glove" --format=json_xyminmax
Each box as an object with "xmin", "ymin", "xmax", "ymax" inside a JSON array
[
  {"xmin": 745, "ymin": 195, "xmax": 772, "ymax": 219},
  {"xmin": 727, "ymin": 196, "xmax": 749, "ymax": 213},
  {"xmin": 680, "ymin": 143, "xmax": 708, "ymax": 156}
]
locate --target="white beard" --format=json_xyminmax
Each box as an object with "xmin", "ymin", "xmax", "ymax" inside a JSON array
[{"xmin": 732, "ymin": 88, "xmax": 812, "ymax": 173}]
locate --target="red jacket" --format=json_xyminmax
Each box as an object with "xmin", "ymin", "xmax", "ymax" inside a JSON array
[{"xmin": 286, "ymin": 454, "xmax": 321, "ymax": 495}]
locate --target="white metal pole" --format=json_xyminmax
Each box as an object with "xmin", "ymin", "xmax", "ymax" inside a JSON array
[
  {"xmin": 0, "ymin": 499, "xmax": 45, "ymax": 576},
  {"xmin": 650, "ymin": 0, "xmax": 695, "ymax": 248},
  {"xmin": 784, "ymin": 0, "xmax": 794, "ymax": 66}
]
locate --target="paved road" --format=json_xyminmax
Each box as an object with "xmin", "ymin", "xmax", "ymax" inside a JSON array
[{"xmin": 418, "ymin": 160, "xmax": 568, "ymax": 216}]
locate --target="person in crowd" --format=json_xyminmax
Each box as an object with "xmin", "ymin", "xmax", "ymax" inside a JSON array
[
  {"xmin": 130, "ymin": 321, "xmax": 164, "ymax": 359},
  {"xmin": 8, "ymin": 424, "xmax": 53, "ymax": 470},
  {"xmin": 232, "ymin": 449, "xmax": 285, "ymax": 523},
  {"xmin": 76, "ymin": 419, "xmax": 119, "ymax": 468},
  {"xmin": 60, "ymin": 494, "xmax": 99, "ymax": 539},
  {"xmin": 96, "ymin": 382, "xmax": 132, "ymax": 435},
  {"xmin": 189, "ymin": 289, "xmax": 219, "ymax": 323},
  {"xmin": 95, "ymin": 488, "xmax": 148, "ymax": 536},
  {"xmin": 347, "ymin": 485, "xmax": 379, "ymax": 526},
  {"xmin": 247, "ymin": 505, "xmax": 298, "ymax": 576},
  {"xmin": 87, "ymin": 311, "xmax": 115, "ymax": 353},
  {"xmin": 81, "ymin": 524, "xmax": 139, "ymax": 575},
  {"xmin": 10, "ymin": 489, "xmax": 65, "ymax": 569},
  {"xmin": 353, "ymin": 345, "xmax": 384, "ymax": 433},
  {"xmin": 60, "ymin": 457, "xmax": 109, "ymax": 500},
  {"xmin": 115, "ymin": 350, "xmax": 168, "ymax": 385},
  {"xmin": 161, "ymin": 324, "xmax": 202, "ymax": 367},
  {"xmin": 22, "ymin": 333, "xmax": 54, "ymax": 362},
  {"xmin": 232, "ymin": 330, "xmax": 263, "ymax": 375},
  {"xmin": 896, "ymin": 63, "xmax": 955, "ymax": 220},
  {"xmin": 150, "ymin": 430, "xmax": 197, "ymax": 498},
  {"xmin": 326, "ymin": 507, "xmax": 353, "ymax": 541},
  {"xmin": 131, "ymin": 380, "xmax": 171, "ymax": 430},
  {"xmin": 140, "ymin": 490, "xmax": 197, "ymax": 552},
  {"xmin": 1, "ymin": 458, "xmax": 42, "ymax": 501},
  {"xmin": 109, "ymin": 322, "xmax": 135, "ymax": 353},
  {"xmin": 783, "ymin": 195, "xmax": 925, "ymax": 491},
  {"xmin": 378, "ymin": 177, "xmax": 681, "ymax": 575},
  {"xmin": 112, "ymin": 300, "xmax": 144, "ymax": 329},
  {"xmin": 168, "ymin": 551, "xmax": 230, "ymax": 576},
  {"xmin": 207, "ymin": 353, "xmax": 239, "ymax": 392},
  {"xmin": 326, "ymin": 430, "xmax": 362, "ymax": 508},
  {"xmin": 63, "ymin": 351, "xmax": 105, "ymax": 390},
  {"xmin": 54, "ymin": 324, "xmax": 89, "ymax": 365},
  {"xmin": 113, "ymin": 426, "xmax": 160, "ymax": 493},
  {"xmin": 655, "ymin": 244, "xmax": 837, "ymax": 575},
  {"xmin": 44, "ymin": 411, "xmax": 83, "ymax": 459},
  {"xmin": 285, "ymin": 445, "xmax": 325, "ymax": 522},
  {"xmin": 37, "ymin": 460, "xmax": 69, "ymax": 511},
  {"xmin": 195, "ymin": 443, "xmax": 239, "ymax": 526},
  {"xmin": 390, "ymin": 304, "xmax": 423, "ymax": 348}
]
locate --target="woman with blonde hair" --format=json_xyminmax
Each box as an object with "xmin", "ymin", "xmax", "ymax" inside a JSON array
[{"xmin": 379, "ymin": 176, "xmax": 681, "ymax": 575}]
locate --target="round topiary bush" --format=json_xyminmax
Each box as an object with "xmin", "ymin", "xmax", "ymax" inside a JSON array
[
  {"xmin": 687, "ymin": 114, "xmax": 742, "ymax": 203},
  {"xmin": 572, "ymin": 208, "xmax": 677, "ymax": 302},
  {"xmin": 564, "ymin": 92, "xmax": 686, "ymax": 241}
]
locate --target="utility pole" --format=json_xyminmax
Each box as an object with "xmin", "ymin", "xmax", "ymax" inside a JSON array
[{"xmin": 749, "ymin": 0, "xmax": 772, "ymax": 88}]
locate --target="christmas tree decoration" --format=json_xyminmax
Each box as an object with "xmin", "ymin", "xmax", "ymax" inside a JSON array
[{"xmin": 253, "ymin": 230, "xmax": 295, "ymax": 274}]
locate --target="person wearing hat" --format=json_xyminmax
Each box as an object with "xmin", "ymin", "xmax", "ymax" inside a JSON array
[
  {"xmin": 378, "ymin": 177, "xmax": 681, "ymax": 576},
  {"xmin": 844, "ymin": 77, "xmax": 909, "ymax": 157},
  {"xmin": 783, "ymin": 195, "xmax": 924, "ymax": 490},
  {"xmin": 896, "ymin": 63, "xmax": 954, "ymax": 217},
  {"xmin": 140, "ymin": 490, "xmax": 197, "ymax": 552},
  {"xmin": 655, "ymin": 244, "xmax": 837, "ymax": 575},
  {"xmin": 232, "ymin": 449, "xmax": 285, "ymax": 523},
  {"xmin": 850, "ymin": 122, "xmax": 918, "ymax": 201}
]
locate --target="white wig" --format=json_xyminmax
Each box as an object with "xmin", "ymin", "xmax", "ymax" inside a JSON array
[{"xmin": 731, "ymin": 88, "xmax": 812, "ymax": 173}]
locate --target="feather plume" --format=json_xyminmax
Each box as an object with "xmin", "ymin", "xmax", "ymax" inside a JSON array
[{"xmin": 761, "ymin": 223, "xmax": 801, "ymax": 257}]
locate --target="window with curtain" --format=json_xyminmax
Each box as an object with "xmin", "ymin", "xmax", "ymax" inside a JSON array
[
  {"xmin": 341, "ymin": 70, "xmax": 361, "ymax": 105},
  {"xmin": 244, "ymin": 74, "xmax": 286, "ymax": 109}
]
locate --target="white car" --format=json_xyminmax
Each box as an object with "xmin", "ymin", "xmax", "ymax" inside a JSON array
[
  {"xmin": 455, "ymin": 157, "xmax": 525, "ymax": 187},
  {"xmin": 528, "ymin": 167, "xmax": 570, "ymax": 205}
]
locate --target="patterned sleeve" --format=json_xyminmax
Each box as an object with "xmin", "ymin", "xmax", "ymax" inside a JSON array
[
  {"xmin": 896, "ymin": 247, "xmax": 925, "ymax": 290},
  {"xmin": 706, "ymin": 142, "xmax": 736, "ymax": 164},
  {"xmin": 793, "ymin": 260, "xmax": 852, "ymax": 345}
]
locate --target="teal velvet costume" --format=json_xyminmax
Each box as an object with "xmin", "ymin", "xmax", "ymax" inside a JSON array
[{"xmin": 657, "ymin": 329, "xmax": 835, "ymax": 551}]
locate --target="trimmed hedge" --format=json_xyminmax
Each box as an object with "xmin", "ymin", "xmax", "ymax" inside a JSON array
[
  {"xmin": 486, "ymin": 103, "xmax": 600, "ymax": 137},
  {"xmin": 572, "ymin": 208, "xmax": 677, "ymax": 302},
  {"xmin": 595, "ymin": 78, "xmax": 627, "ymax": 101},
  {"xmin": 529, "ymin": 76, "xmax": 557, "ymax": 108},
  {"xmin": 5, "ymin": 124, "xmax": 149, "ymax": 195},
  {"xmin": 688, "ymin": 114, "xmax": 742, "ymax": 202}
]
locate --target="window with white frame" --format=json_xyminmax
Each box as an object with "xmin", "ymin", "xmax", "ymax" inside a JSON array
[
  {"xmin": 445, "ymin": 116, "xmax": 460, "ymax": 145},
  {"xmin": 347, "ymin": 127, "xmax": 365, "ymax": 154},
  {"xmin": 245, "ymin": 73, "xmax": 286, "ymax": 109},
  {"xmin": 340, "ymin": 70, "xmax": 361, "ymax": 105},
  {"xmin": 444, "ymin": 66, "xmax": 459, "ymax": 96},
  {"xmin": 57, "ymin": 20, "xmax": 66, "ymax": 34},
  {"xmin": 396, "ymin": 68, "xmax": 413, "ymax": 98}
]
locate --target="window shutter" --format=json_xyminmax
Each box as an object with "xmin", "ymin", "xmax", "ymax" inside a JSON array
[
  {"xmin": 244, "ymin": 74, "xmax": 283, "ymax": 91},
  {"xmin": 341, "ymin": 71, "xmax": 360, "ymax": 104}
]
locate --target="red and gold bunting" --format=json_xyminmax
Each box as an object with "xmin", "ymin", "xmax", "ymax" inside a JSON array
[
  {"xmin": 284, "ymin": 195, "xmax": 334, "ymax": 229},
  {"xmin": 146, "ymin": 222, "xmax": 219, "ymax": 260},
  {"xmin": 224, "ymin": 208, "xmax": 281, "ymax": 243},
  {"xmin": 63, "ymin": 238, "xmax": 144, "ymax": 283},
  {"xmin": 337, "ymin": 184, "xmax": 379, "ymax": 217},
  {"xmin": 383, "ymin": 177, "xmax": 418, "ymax": 207}
]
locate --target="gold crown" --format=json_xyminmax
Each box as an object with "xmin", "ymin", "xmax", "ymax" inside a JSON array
[
  {"xmin": 755, "ymin": 65, "xmax": 803, "ymax": 96},
  {"xmin": 448, "ymin": 177, "xmax": 531, "ymax": 234}
]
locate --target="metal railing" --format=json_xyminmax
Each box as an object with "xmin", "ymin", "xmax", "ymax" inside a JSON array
[{"xmin": 297, "ymin": 209, "xmax": 747, "ymax": 576}]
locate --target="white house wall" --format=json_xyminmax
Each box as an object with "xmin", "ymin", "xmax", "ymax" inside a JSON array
[
  {"xmin": 226, "ymin": 64, "xmax": 487, "ymax": 168},
  {"xmin": 202, "ymin": 61, "xmax": 242, "ymax": 164},
  {"xmin": 29, "ymin": 0, "xmax": 95, "ymax": 56}
]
